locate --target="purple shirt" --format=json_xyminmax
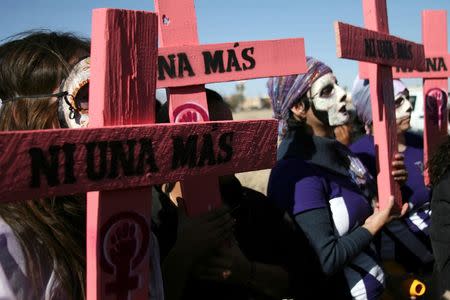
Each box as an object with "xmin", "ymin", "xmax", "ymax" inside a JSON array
[
  {"xmin": 350, "ymin": 134, "xmax": 431, "ymax": 233},
  {"xmin": 269, "ymin": 157, "xmax": 384, "ymax": 299}
]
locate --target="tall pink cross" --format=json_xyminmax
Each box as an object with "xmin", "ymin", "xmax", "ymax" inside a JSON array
[
  {"xmin": 392, "ymin": 10, "xmax": 449, "ymax": 185},
  {"xmin": 0, "ymin": 8, "xmax": 280, "ymax": 300},
  {"xmin": 155, "ymin": 0, "xmax": 307, "ymax": 216},
  {"xmin": 335, "ymin": 0, "xmax": 426, "ymax": 210}
]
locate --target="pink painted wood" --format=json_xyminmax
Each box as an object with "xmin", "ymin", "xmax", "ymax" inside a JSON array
[
  {"xmin": 0, "ymin": 120, "xmax": 277, "ymax": 202},
  {"xmin": 155, "ymin": 0, "xmax": 306, "ymax": 216},
  {"xmin": 422, "ymin": 10, "xmax": 449, "ymax": 185},
  {"xmin": 86, "ymin": 9, "xmax": 157, "ymax": 300},
  {"xmin": 362, "ymin": 0, "xmax": 409, "ymax": 211},
  {"xmin": 335, "ymin": 21, "xmax": 425, "ymax": 71},
  {"xmin": 157, "ymin": 0, "xmax": 222, "ymax": 216},
  {"xmin": 157, "ymin": 39, "xmax": 306, "ymax": 88},
  {"xmin": 379, "ymin": 10, "xmax": 449, "ymax": 185},
  {"xmin": 363, "ymin": 0, "xmax": 403, "ymax": 211},
  {"xmin": 336, "ymin": 0, "xmax": 426, "ymax": 211},
  {"xmin": 393, "ymin": 54, "xmax": 450, "ymax": 78}
]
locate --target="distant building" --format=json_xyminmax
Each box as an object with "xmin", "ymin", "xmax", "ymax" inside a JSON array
[
  {"xmin": 224, "ymin": 82, "xmax": 272, "ymax": 112},
  {"xmin": 240, "ymin": 96, "xmax": 262, "ymax": 110}
]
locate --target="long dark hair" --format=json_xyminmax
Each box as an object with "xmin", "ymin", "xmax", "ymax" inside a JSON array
[
  {"xmin": 428, "ymin": 136, "xmax": 450, "ymax": 186},
  {"xmin": 0, "ymin": 31, "xmax": 89, "ymax": 299}
]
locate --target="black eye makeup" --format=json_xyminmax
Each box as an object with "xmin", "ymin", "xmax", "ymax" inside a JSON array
[
  {"xmin": 58, "ymin": 57, "xmax": 90, "ymax": 128},
  {"xmin": 71, "ymin": 82, "xmax": 89, "ymax": 112},
  {"xmin": 320, "ymin": 84, "xmax": 334, "ymax": 97},
  {"xmin": 394, "ymin": 96, "xmax": 405, "ymax": 108}
]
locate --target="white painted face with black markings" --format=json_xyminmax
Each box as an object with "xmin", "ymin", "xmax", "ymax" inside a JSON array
[
  {"xmin": 308, "ymin": 73, "xmax": 349, "ymax": 126},
  {"xmin": 394, "ymin": 92, "xmax": 412, "ymax": 121},
  {"xmin": 58, "ymin": 57, "xmax": 90, "ymax": 128}
]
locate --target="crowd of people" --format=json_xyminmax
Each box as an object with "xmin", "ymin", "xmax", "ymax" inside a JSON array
[{"xmin": 0, "ymin": 31, "xmax": 449, "ymax": 300}]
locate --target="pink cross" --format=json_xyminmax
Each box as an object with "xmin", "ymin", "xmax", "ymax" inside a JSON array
[
  {"xmin": 335, "ymin": 0, "xmax": 426, "ymax": 211},
  {"xmin": 392, "ymin": 10, "xmax": 449, "ymax": 185}
]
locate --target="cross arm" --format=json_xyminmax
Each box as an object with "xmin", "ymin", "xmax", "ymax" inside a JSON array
[
  {"xmin": 157, "ymin": 38, "xmax": 306, "ymax": 88},
  {"xmin": 335, "ymin": 21, "xmax": 426, "ymax": 71},
  {"xmin": 0, "ymin": 120, "xmax": 277, "ymax": 202},
  {"xmin": 392, "ymin": 54, "xmax": 450, "ymax": 79}
]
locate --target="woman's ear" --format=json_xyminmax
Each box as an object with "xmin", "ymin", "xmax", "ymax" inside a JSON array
[
  {"xmin": 364, "ymin": 123, "xmax": 372, "ymax": 135},
  {"xmin": 290, "ymin": 101, "xmax": 307, "ymax": 120}
]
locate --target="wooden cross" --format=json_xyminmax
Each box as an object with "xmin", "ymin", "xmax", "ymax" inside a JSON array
[
  {"xmin": 154, "ymin": 0, "xmax": 307, "ymax": 216},
  {"xmin": 0, "ymin": 8, "xmax": 280, "ymax": 300},
  {"xmin": 392, "ymin": 10, "xmax": 449, "ymax": 185},
  {"xmin": 334, "ymin": 0, "xmax": 426, "ymax": 210}
]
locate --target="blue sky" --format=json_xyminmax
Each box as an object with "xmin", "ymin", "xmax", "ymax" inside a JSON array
[{"xmin": 1, "ymin": 0, "xmax": 449, "ymax": 98}]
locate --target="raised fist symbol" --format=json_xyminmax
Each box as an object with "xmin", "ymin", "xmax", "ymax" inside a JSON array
[
  {"xmin": 108, "ymin": 222, "xmax": 138, "ymax": 266},
  {"xmin": 178, "ymin": 110, "xmax": 199, "ymax": 122},
  {"xmin": 173, "ymin": 103, "xmax": 209, "ymax": 123},
  {"xmin": 426, "ymin": 88, "xmax": 447, "ymax": 127}
]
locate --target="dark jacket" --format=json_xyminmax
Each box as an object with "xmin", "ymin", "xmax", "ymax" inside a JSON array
[{"xmin": 431, "ymin": 170, "xmax": 450, "ymax": 296}]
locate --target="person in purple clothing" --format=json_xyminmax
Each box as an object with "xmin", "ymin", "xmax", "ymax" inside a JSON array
[
  {"xmin": 350, "ymin": 77, "xmax": 434, "ymax": 292},
  {"xmin": 267, "ymin": 57, "xmax": 407, "ymax": 300}
]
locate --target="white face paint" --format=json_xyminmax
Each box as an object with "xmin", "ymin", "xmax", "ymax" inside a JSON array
[
  {"xmin": 59, "ymin": 57, "xmax": 90, "ymax": 128},
  {"xmin": 395, "ymin": 93, "xmax": 412, "ymax": 121},
  {"xmin": 308, "ymin": 73, "xmax": 349, "ymax": 126}
]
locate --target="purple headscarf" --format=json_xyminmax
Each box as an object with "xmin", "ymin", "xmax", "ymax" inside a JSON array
[
  {"xmin": 268, "ymin": 57, "xmax": 332, "ymax": 137},
  {"xmin": 351, "ymin": 76, "xmax": 408, "ymax": 125}
]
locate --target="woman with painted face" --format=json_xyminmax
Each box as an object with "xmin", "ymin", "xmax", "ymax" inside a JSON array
[
  {"xmin": 267, "ymin": 57, "xmax": 407, "ymax": 299},
  {"xmin": 0, "ymin": 31, "xmax": 165, "ymax": 300},
  {"xmin": 0, "ymin": 31, "xmax": 91, "ymax": 299},
  {"xmin": 350, "ymin": 77, "xmax": 434, "ymax": 286}
]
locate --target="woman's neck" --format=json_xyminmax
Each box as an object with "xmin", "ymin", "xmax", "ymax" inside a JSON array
[
  {"xmin": 303, "ymin": 112, "xmax": 334, "ymax": 138},
  {"xmin": 397, "ymin": 132, "xmax": 407, "ymax": 153},
  {"xmin": 310, "ymin": 123, "xmax": 334, "ymax": 138}
]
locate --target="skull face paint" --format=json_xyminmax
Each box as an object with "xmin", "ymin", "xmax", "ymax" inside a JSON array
[
  {"xmin": 394, "ymin": 92, "xmax": 412, "ymax": 122},
  {"xmin": 308, "ymin": 73, "xmax": 349, "ymax": 126},
  {"xmin": 58, "ymin": 57, "xmax": 90, "ymax": 128}
]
